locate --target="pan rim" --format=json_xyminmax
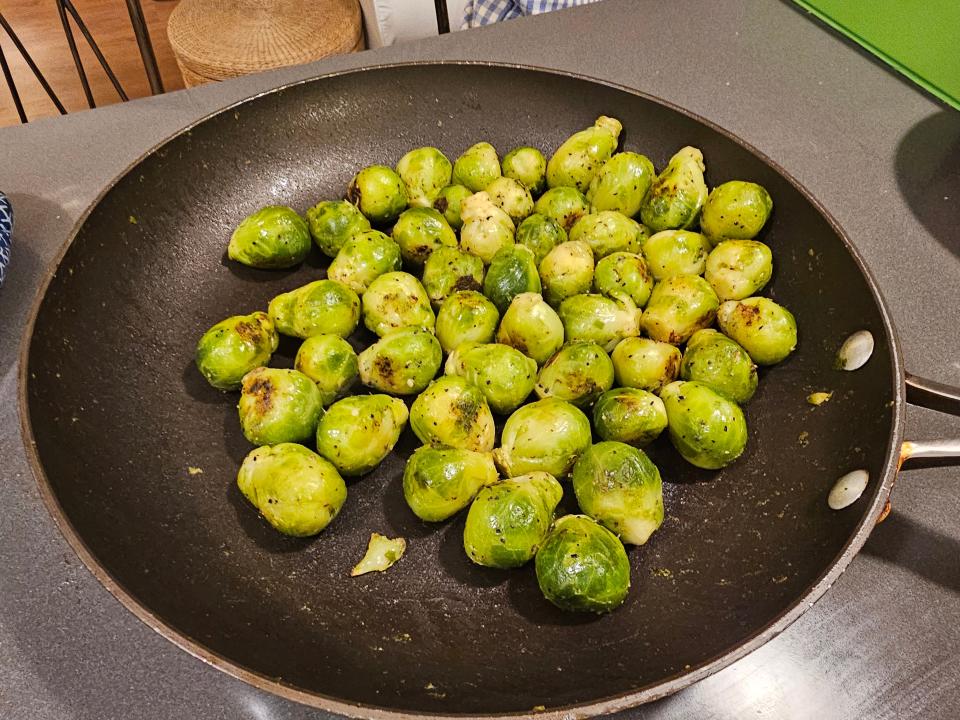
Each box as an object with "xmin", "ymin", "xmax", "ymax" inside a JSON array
[{"xmin": 18, "ymin": 59, "xmax": 905, "ymax": 720}]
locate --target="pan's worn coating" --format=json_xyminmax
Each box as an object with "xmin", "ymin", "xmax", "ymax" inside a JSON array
[{"xmin": 20, "ymin": 64, "xmax": 902, "ymax": 718}]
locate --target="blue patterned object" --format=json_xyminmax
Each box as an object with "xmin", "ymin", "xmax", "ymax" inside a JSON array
[
  {"xmin": 461, "ymin": 0, "xmax": 600, "ymax": 28},
  {"xmin": 0, "ymin": 192, "xmax": 11, "ymax": 286}
]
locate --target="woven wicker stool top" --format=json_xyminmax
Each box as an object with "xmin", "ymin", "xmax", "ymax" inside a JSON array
[{"xmin": 168, "ymin": 0, "xmax": 362, "ymax": 80}]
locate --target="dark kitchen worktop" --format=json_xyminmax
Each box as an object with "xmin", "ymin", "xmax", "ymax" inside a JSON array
[{"xmin": 1, "ymin": 1, "xmax": 958, "ymax": 718}]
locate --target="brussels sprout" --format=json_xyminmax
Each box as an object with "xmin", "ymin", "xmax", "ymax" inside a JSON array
[
  {"xmin": 502, "ymin": 146, "xmax": 547, "ymax": 196},
  {"xmin": 641, "ymin": 229, "xmax": 711, "ymax": 280},
  {"xmin": 610, "ymin": 337, "xmax": 682, "ymax": 393},
  {"xmin": 463, "ymin": 472, "xmax": 563, "ymax": 568},
  {"xmin": 485, "ymin": 176, "xmax": 535, "ymax": 225},
  {"xmin": 704, "ymin": 240, "xmax": 773, "ymax": 301},
  {"xmin": 483, "ymin": 244, "xmax": 542, "ymax": 314},
  {"xmin": 227, "ymin": 205, "xmax": 310, "ymax": 269},
  {"xmin": 533, "ymin": 186, "xmax": 591, "ymax": 231},
  {"xmin": 716, "ymin": 297, "xmax": 797, "ymax": 365},
  {"xmin": 452, "ymin": 142, "xmax": 502, "ymax": 192},
  {"xmin": 403, "ymin": 446, "xmax": 499, "ymax": 522},
  {"xmin": 558, "ymin": 293, "xmax": 640, "ymax": 352},
  {"xmin": 433, "ymin": 184, "xmax": 473, "ymax": 230},
  {"xmin": 700, "ymin": 181, "xmax": 773, "ymax": 243},
  {"xmin": 459, "ymin": 191, "xmax": 516, "ymax": 264},
  {"xmin": 587, "ymin": 152, "xmax": 656, "ymax": 217},
  {"xmin": 680, "ymin": 328, "xmax": 757, "ymax": 403},
  {"xmin": 361, "ymin": 271, "xmax": 435, "ymax": 337},
  {"xmin": 535, "ymin": 514, "xmax": 630, "ymax": 613},
  {"xmin": 410, "ymin": 375, "xmax": 496, "ymax": 452},
  {"xmin": 358, "ymin": 327, "xmax": 443, "ymax": 395},
  {"xmin": 316, "ymin": 394, "xmax": 409, "ymax": 476},
  {"xmin": 195, "ymin": 311, "xmax": 279, "ymax": 390},
  {"xmin": 268, "ymin": 279, "xmax": 361, "ymax": 339},
  {"xmin": 435, "ymin": 291, "xmax": 500, "ymax": 353},
  {"xmin": 294, "ymin": 334, "xmax": 359, "ymax": 406},
  {"xmin": 493, "ymin": 398, "xmax": 591, "ymax": 477},
  {"xmin": 238, "ymin": 367, "xmax": 324, "ymax": 446},
  {"xmin": 660, "ymin": 380, "xmax": 748, "ymax": 469},
  {"xmin": 640, "ymin": 146, "xmax": 708, "ymax": 232},
  {"xmin": 539, "ymin": 241, "xmax": 595, "ymax": 307},
  {"xmin": 445, "ymin": 342, "xmax": 538, "ymax": 414},
  {"xmin": 572, "ymin": 441, "xmax": 664, "ymax": 545},
  {"xmin": 391, "ymin": 207, "xmax": 458, "ymax": 267},
  {"xmin": 569, "ymin": 211, "xmax": 648, "ymax": 259},
  {"xmin": 546, "ymin": 116, "xmax": 623, "ymax": 192},
  {"xmin": 535, "ymin": 341, "xmax": 614, "ymax": 407},
  {"xmin": 346, "ymin": 164, "xmax": 408, "ymax": 225},
  {"xmin": 593, "ymin": 252, "xmax": 654, "ymax": 308},
  {"xmin": 496, "ymin": 292, "xmax": 564, "ymax": 365},
  {"xmin": 327, "ymin": 230, "xmax": 403, "ymax": 294},
  {"xmin": 395, "ymin": 146, "xmax": 453, "ymax": 208},
  {"xmin": 237, "ymin": 443, "xmax": 346, "ymax": 537},
  {"xmin": 515, "ymin": 213, "xmax": 567, "ymax": 265},
  {"xmin": 305, "ymin": 200, "xmax": 372, "ymax": 258},
  {"xmin": 351, "ymin": 533, "xmax": 406, "ymax": 576},
  {"xmin": 422, "ymin": 246, "xmax": 485, "ymax": 308},
  {"xmin": 592, "ymin": 388, "xmax": 668, "ymax": 447},
  {"xmin": 640, "ymin": 275, "xmax": 719, "ymax": 345}
]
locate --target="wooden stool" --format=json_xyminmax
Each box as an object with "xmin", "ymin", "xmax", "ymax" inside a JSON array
[{"xmin": 167, "ymin": 0, "xmax": 364, "ymax": 87}]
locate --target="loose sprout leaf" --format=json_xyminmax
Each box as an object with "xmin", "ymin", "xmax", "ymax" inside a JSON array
[{"xmin": 351, "ymin": 533, "xmax": 407, "ymax": 576}]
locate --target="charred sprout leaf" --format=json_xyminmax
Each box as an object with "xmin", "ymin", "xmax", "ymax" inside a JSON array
[
  {"xmin": 680, "ymin": 328, "xmax": 758, "ymax": 403},
  {"xmin": 502, "ymin": 146, "xmax": 547, "ymax": 196},
  {"xmin": 496, "ymin": 292, "xmax": 564, "ymax": 365},
  {"xmin": 346, "ymin": 164, "xmax": 409, "ymax": 225},
  {"xmin": 445, "ymin": 342, "xmax": 538, "ymax": 414},
  {"xmin": 463, "ymin": 472, "xmax": 563, "ymax": 568},
  {"xmin": 459, "ymin": 191, "xmax": 516, "ymax": 264},
  {"xmin": 305, "ymin": 200, "xmax": 371, "ymax": 258},
  {"xmin": 640, "ymin": 146, "xmax": 708, "ymax": 232},
  {"xmin": 396, "ymin": 147, "xmax": 453, "ymax": 208},
  {"xmin": 452, "ymin": 142, "xmax": 502, "ymax": 192},
  {"xmin": 433, "ymin": 184, "xmax": 473, "ymax": 230},
  {"xmin": 587, "ymin": 152, "xmax": 656, "ymax": 217},
  {"xmin": 351, "ymin": 533, "xmax": 407, "ymax": 576},
  {"xmin": 539, "ymin": 240, "xmax": 595, "ymax": 307},
  {"xmin": 546, "ymin": 116, "xmax": 623, "ymax": 192},
  {"xmin": 535, "ymin": 514, "xmax": 631, "ymax": 613},
  {"xmin": 327, "ymin": 229, "xmax": 403, "ymax": 295},
  {"xmin": 592, "ymin": 387, "xmax": 668, "ymax": 447},
  {"xmin": 238, "ymin": 368, "xmax": 324, "ymax": 446},
  {"xmin": 486, "ymin": 176, "xmax": 535, "ymax": 225},
  {"xmin": 391, "ymin": 207, "xmax": 458, "ymax": 267},
  {"xmin": 483, "ymin": 244, "xmax": 542, "ymax": 314},
  {"xmin": 568, "ymin": 211, "xmax": 648, "ymax": 259},
  {"xmin": 316, "ymin": 394, "xmax": 409, "ymax": 476},
  {"xmin": 268, "ymin": 279, "xmax": 361, "ymax": 339},
  {"xmin": 660, "ymin": 380, "xmax": 748, "ymax": 469},
  {"xmin": 294, "ymin": 334, "xmax": 359, "ymax": 406},
  {"xmin": 422, "ymin": 246, "xmax": 485, "ymax": 308},
  {"xmin": 358, "ymin": 327, "xmax": 442, "ymax": 395},
  {"xmin": 572, "ymin": 441, "xmax": 664, "ymax": 545},
  {"xmin": 237, "ymin": 443, "xmax": 346, "ymax": 537},
  {"xmin": 641, "ymin": 229, "xmax": 710, "ymax": 280},
  {"xmin": 640, "ymin": 275, "xmax": 719, "ymax": 345},
  {"xmin": 228, "ymin": 205, "xmax": 311, "ymax": 269},
  {"xmin": 403, "ymin": 446, "xmax": 499, "ymax": 522},
  {"xmin": 610, "ymin": 337, "xmax": 682, "ymax": 393},
  {"xmin": 195, "ymin": 311, "xmax": 278, "ymax": 391},
  {"xmin": 558, "ymin": 292, "xmax": 640, "ymax": 352},
  {"xmin": 410, "ymin": 375, "xmax": 496, "ymax": 452},
  {"xmin": 533, "ymin": 186, "xmax": 591, "ymax": 232},
  {"xmin": 535, "ymin": 341, "xmax": 615, "ymax": 408},
  {"xmin": 361, "ymin": 271, "xmax": 435, "ymax": 337},
  {"xmin": 700, "ymin": 181, "xmax": 773, "ymax": 243},
  {"xmin": 515, "ymin": 213, "xmax": 567, "ymax": 265},
  {"xmin": 435, "ymin": 290, "xmax": 500, "ymax": 353},
  {"xmin": 704, "ymin": 240, "xmax": 773, "ymax": 301},
  {"xmin": 493, "ymin": 398, "xmax": 592, "ymax": 478},
  {"xmin": 593, "ymin": 252, "xmax": 654, "ymax": 308},
  {"xmin": 716, "ymin": 297, "xmax": 797, "ymax": 365}
]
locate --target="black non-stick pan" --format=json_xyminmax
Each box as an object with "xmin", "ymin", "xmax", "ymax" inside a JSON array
[{"xmin": 19, "ymin": 63, "xmax": 960, "ymax": 718}]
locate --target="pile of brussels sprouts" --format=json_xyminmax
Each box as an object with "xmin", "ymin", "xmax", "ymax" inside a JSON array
[{"xmin": 195, "ymin": 115, "xmax": 797, "ymax": 613}]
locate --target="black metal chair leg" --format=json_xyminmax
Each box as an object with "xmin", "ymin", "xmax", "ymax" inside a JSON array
[
  {"xmin": 0, "ymin": 11, "xmax": 67, "ymax": 119},
  {"xmin": 62, "ymin": 0, "xmax": 129, "ymax": 102},
  {"xmin": 55, "ymin": 0, "xmax": 96, "ymax": 108},
  {"xmin": 434, "ymin": 0, "xmax": 451, "ymax": 33},
  {"xmin": 0, "ymin": 42, "xmax": 27, "ymax": 123},
  {"xmin": 124, "ymin": 0, "xmax": 164, "ymax": 95}
]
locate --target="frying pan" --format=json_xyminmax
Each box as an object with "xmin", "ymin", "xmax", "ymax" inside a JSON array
[{"xmin": 19, "ymin": 63, "xmax": 960, "ymax": 718}]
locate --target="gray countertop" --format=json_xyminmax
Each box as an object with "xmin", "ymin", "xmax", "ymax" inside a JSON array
[{"xmin": 1, "ymin": 1, "xmax": 958, "ymax": 718}]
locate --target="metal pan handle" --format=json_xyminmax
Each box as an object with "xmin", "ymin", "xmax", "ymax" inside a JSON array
[{"xmin": 901, "ymin": 373, "xmax": 960, "ymax": 464}]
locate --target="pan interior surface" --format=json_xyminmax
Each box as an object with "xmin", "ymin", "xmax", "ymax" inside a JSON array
[{"xmin": 24, "ymin": 64, "xmax": 897, "ymax": 716}]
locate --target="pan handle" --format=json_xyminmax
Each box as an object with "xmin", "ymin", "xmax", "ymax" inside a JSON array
[{"xmin": 905, "ymin": 372, "xmax": 960, "ymax": 416}]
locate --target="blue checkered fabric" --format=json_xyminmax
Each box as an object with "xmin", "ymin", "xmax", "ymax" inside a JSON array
[
  {"xmin": 461, "ymin": 0, "xmax": 600, "ymax": 29},
  {"xmin": 0, "ymin": 192, "xmax": 11, "ymax": 286}
]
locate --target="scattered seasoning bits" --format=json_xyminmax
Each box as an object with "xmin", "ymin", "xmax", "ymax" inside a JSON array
[
  {"xmin": 836, "ymin": 330, "xmax": 874, "ymax": 371},
  {"xmin": 351, "ymin": 533, "xmax": 406, "ymax": 576},
  {"xmin": 807, "ymin": 391, "xmax": 833, "ymax": 406},
  {"xmin": 828, "ymin": 469, "xmax": 869, "ymax": 510},
  {"xmin": 798, "ymin": 430, "xmax": 810, "ymax": 447}
]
